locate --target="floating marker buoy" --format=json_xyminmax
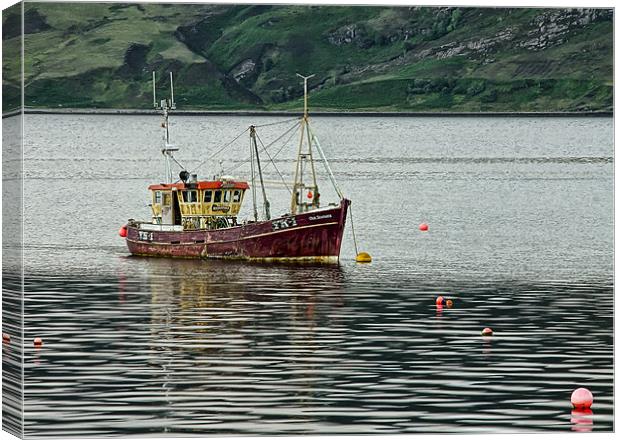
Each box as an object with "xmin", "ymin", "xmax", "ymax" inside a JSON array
[
  {"xmin": 355, "ymin": 252, "xmax": 372, "ymax": 263},
  {"xmin": 571, "ymin": 388, "xmax": 593, "ymax": 409},
  {"xmin": 481, "ymin": 327, "xmax": 493, "ymax": 336},
  {"xmin": 33, "ymin": 337, "xmax": 43, "ymax": 347},
  {"xmin": 419, "ymin": 223, "xmax": 429, "ymax": 231},
  {"xmin": 2, "ymin": 333, "xmax": 10, "ymax": 344},
  {"xmin": 436, "ymin": 296, "xmax": 444, "ymax": 306},
  {"xmin": 307, "ymin": 191, "xmax": 313, "ymax": 199},
  {"xmin": 118, "ymin": 225, "xmax": 128, "ymax": 238},
  {"xmin": 446, "ymin": 299, "xmax": 453, "ymax": 308}
]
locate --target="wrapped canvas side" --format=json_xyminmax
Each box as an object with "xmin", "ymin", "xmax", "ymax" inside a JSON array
[{"xmin": 2, "ymin": 1, "xmax": 24, "ymax": 438}]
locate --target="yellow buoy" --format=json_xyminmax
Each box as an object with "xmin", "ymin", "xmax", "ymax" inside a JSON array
[{"xmin": 355, "ymin": 252, "xmax": 372, "ymax": 263}]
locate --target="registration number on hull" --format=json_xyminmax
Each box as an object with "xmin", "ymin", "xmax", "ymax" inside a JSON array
[
  {"xmin": 272, "ymin": 217, "xmax": 297, "ymax": 231},
  {"xmin": 138, "ymin": 231, "xmax": 154, "ymax": 241}
]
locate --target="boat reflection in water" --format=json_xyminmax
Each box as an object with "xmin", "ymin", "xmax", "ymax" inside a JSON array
[
  {"xmin": 136, "ymin": 256, "xmax": 347, "ymax": 348},
  {"xmin": 123, "ymin": 257, "xmax": 349, "ymax": 431}
]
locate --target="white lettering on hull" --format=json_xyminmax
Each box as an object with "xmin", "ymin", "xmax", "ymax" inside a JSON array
[{"xmin": 308, "ymin": 214, "xmax": 333, "ymax": 221}]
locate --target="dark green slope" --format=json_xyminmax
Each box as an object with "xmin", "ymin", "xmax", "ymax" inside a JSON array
[{"xmin": 2, "ymin": 3, "xmax": 613, "ymax": 112}]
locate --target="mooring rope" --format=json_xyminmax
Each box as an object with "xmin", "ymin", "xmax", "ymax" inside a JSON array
[{"xmin": 349, "ymin": 202, "xmax": 360, "ymax": 256}]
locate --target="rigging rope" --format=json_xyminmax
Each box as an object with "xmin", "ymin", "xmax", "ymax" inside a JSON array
[
  {"xmin": 255, "ymin": 131, "xmax": 292, "ymax": 194},
  {"xmin": 253, "ymin": 116, "xmax": 301, "ymax": 128},
  {"xmin": 169, "ymin": 155, "xmax": 186, "ymax": 172},
  {"xmin": 182, "ymin": 126, "xmax": 250, "ymax": 180},
  {"xmin": 258, "ymin": 122, "xmax": 302, "ymax": 165},
  {"xmin": 226, "ymin": 120, "xmax": 301, "ymax": 177},
  {"xmin": 169, "ymin": 119, "xmax": 296, "ymax": 182},
  {"xmin": 172, "ymin": 119, "xmax": 302, "ymax": 192}
]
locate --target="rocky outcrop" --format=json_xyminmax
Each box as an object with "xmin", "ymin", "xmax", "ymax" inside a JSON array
[
  {"xmin": 519, "ymin": 9, "xmax": 611, "ymax": 51},
  {"xmin": 230, "ymin": 59, "xmax": 257, "ymax": 82},
  {"xmin": 415, "ymin": 28, "xmax": 515, "ymax": 60},
  {"xmin": 327, "ymin": 24, "xmax": 374, "ymax": 49}
]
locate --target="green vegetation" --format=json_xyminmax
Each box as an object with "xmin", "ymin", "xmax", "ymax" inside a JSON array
[{"xmin": 2, "ymin": 3, "xmax": 613, "ymax": 112}]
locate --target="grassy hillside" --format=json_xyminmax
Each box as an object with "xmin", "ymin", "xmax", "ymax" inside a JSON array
[{"xmin": 2, "ymin": 2, "xmax": 613, "ymax": 112}]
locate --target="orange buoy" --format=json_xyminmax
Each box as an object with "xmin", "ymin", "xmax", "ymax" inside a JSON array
[
  {"xmin": 435, "ymin": 296, "xmax": 444, "ymax": 306},
  {"xmin": 2, "ymin": 333, "xmax": 10, "ymax": 344},
  {"xmin": 481, "ymin": 327, "xmax": 493, "ymax": 336},
  {"xmin": 571, "ymin": 388, "xmax": 593, "ymax": 409},
  {"xmin": 419, "ymin": 223, "xmax": 429, "ymax": 231},
  {"xmin": 118, "ymin": 225, "xmax": 128, "ymax": 238},
  {"xmin": 33, "ymin": 337, "xmax": 43, "ymax": 347},
  {"xmin": 446, "ymin": 299, "xmax": 453, "ymax": 308}
]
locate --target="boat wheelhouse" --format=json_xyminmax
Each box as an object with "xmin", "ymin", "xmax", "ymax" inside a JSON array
[{"xmin": 148, "ymin": 178, "xmax": 249, "ymax": 231}]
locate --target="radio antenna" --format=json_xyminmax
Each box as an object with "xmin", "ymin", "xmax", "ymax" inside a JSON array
[
  {"xmin": 152, "ymin": 71, "xmax": 180, "ymax": 183},
  {"xmin": 152, "ymin": 71, "xmax": 157, "ymax": 108},
  {"xmin": 169, "ymin": 72, "xmax": 176, "ymax": 109},
  {"xmin": 296, "ymin": 73, "xmax": 315, "ymax": 119}
]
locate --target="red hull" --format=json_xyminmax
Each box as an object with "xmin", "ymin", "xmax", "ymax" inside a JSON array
[{"xmin": 126, "ymin": 199, "xmax": 350, "ymax": 262}]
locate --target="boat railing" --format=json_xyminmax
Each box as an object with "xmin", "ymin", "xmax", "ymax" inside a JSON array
[{"xmin": 129, "ymin": 220, "xmax": 184, "ymax": 232}]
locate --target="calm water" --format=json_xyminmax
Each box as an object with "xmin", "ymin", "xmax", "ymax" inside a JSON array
[{"xmin": 10, "ymin": 114, "xmax": 615, "ymax": 436}]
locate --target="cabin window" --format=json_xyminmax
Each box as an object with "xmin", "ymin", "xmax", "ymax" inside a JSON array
[
  {"xmin": 223, "ymin": 190, "xmax": 231, "ymax": 203},
  {"xmin": 162, "ymin": 192, "xmax": 171, "ymax": 206},
  {"xmin": 214, "ymin": 190, "xmax": 222, "ymax": 203},
  {"xmin": 183, "ymin": 190, "xmax": 198, "ymax": 203},
  {"xmin": 154, "ymin": 191, "xmax": 162, "ymax": 204},
  {"xmin": 204, "ymin": 190, "xmax": 212, "ymax": 203},
  {"xmin": 233, "ymin": 190, "xmax": 241, "ymax": 203}
]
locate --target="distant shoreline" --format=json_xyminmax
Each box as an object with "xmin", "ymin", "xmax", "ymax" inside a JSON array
[{"xmin": 3, "ymin": 108, "xmax": 613, "ymax": 118}]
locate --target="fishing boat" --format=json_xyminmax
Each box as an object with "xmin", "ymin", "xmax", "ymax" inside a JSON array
[{"xmin": 120, "ymin": 73, "xmax": 358, "ymax": 263}]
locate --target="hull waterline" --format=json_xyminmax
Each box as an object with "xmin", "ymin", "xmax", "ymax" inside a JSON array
[{"xmin": 126, "ymin": 199, "xmax": 350, "ymax": 262}]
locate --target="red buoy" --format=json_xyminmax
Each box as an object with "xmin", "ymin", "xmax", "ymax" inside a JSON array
[
  {"xmin": 571, "ymin": 388, "xmax": 593, "ymax": 409},
  {"xmin": 419, "ymin": 223, "xmax": 429, "ymax": 231},
  {"xmin": 481, "ymin": 327, "xmax": 493, "ymax": 336},
  {"xmin": 436, "ymin": 296, "xmax": 444, "ymax": 306},
  {"xmin": 307, "ymin": 191, "xmax": 313, "ymax": 199},
  {"xmin": 119, "ymin": 225, "xmax": 128, "ymax": 238},
  {"xmin": 33, "ymin": 337, "xmax": 43, "ymax": 347}
]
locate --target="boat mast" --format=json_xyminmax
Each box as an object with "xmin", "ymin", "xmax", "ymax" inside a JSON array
[
  {"xmin": 153, "ymin": 71, "xmax": 178, "ymax": 183},
  {"xmin": 250, "ymin": 125, "xmax": 271, "ymax": 220},
  {"xmin": 291, "ymin": 74, "xmax": 320, "ymax": 215}
]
